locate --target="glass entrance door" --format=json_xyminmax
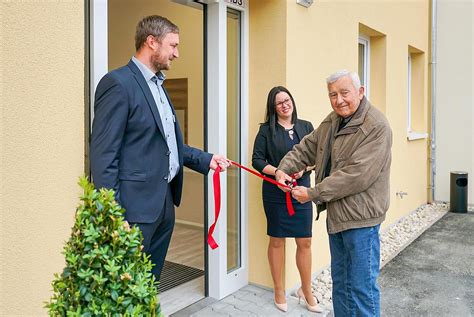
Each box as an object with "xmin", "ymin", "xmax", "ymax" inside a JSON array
[
  {"xmin": 206, "ymin": 0, "xmax": 248, "ymax": 300},
  {"xmin": 226, "ymin": 7, "xmax": 241, "ymax": 274}
]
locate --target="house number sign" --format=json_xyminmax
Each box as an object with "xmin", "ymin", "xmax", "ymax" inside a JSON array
[{"xmin": 225, "ymin": 0, "xmax": 245, "ymax": 9}]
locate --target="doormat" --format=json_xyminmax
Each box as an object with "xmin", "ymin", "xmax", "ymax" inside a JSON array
[{"xmin": 158, "ymin": 261, "xmax": 204, "ymax": 293}]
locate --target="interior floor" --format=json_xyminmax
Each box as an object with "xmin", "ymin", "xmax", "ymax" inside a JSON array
[
  {"xmin": 160, "ymin": 223, "xmax": 205, "ymax": 315},
  {"xmin": 166, "ymin": 222, "xmax": 204, "ymax": 270}
]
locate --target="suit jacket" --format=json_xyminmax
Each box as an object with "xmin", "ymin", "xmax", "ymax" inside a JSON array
[
  {"xmin": 90, "ymin": 60, "xmax": 212, "ymax": 223},
  {"xmin": 252, "ymin": 119, "xmax": 314, "ymax": 174}
]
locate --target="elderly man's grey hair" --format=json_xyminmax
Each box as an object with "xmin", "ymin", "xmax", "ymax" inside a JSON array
[{"xmin": 326, "ymin": 70, "xmax": 361, "ymax": 90}]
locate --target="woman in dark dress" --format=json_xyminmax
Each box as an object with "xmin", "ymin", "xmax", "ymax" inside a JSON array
[{"xmin": 252, "ymin": 86, "xmax": 322, "ymax": 313}]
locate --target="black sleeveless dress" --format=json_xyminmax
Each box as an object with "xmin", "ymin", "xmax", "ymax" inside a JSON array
[{"xmin": 262, "ymin": 128, "xmax": 313, "ymax": 238}]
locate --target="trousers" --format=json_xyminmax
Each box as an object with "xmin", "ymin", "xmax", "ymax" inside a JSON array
[
  {"xmin": 130, "ymin": 184, "xmax": 175, "ymax": 280},
  {"xmin": 329, "ymin": 224, "xmax": 381, "ymax": 317}
]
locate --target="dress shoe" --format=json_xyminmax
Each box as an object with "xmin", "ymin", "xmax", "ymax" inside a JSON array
[
  {"xmin": 274, "ymin": 299, "xmax": 288, "ymax": 312},
  {"xmin": 297, "ymin": 287, "xmax": 324, "ymax": 313}
]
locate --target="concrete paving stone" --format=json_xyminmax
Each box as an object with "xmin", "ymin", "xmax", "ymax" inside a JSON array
[{"xmin": 192, "ymin": 286, "xmax": 329, "ymax": 316}]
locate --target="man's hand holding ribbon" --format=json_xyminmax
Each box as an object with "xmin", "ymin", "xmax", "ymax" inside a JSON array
[{"xmin": 275, "ymin": 169, "xmax": 311, "ymax": 203}]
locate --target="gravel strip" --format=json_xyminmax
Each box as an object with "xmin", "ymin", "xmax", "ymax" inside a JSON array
[{"xmin": 291, "ymin": 202, "xmax": 450, "ymax": 308}]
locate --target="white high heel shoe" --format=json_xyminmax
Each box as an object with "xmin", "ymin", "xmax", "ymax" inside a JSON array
[
  {"xmin": 297, "ymin": 288, "xmax": 324, "ymax": 313},
  {"xmin": 273, "ymin": 290, "xmax": 288, "ymax": 312},
  {"xmin": 274, "ymin": 300, "xmax": 288, "ymax": 312}
]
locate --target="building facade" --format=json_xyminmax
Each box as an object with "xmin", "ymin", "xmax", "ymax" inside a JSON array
[{"xmin": 2, "ymin": 0, "xmax": 470, "ymax": 315}]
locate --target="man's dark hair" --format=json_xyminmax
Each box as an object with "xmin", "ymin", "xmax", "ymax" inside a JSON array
[
  {"xmin": 264, "ymin": 86, "xmax": 298, "ymax": 135},
  {"xmin": 135, "ymin": 15, "xmax": 179, "ymax": 51}
]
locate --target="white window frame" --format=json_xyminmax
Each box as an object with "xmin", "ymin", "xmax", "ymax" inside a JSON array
[
  {"xmin": 407, "ymin": 55, "xmax": 412, "ymax": 133},
  {"xmin": 358, "ymin": 36, "xmax": 370, "ymax": 99},
  {"xmin": 407, "ymin": 54, "xmax": 428, "ymax": 141}
]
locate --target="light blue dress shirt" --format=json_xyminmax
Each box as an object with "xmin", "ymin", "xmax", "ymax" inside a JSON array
[{"xmin": 132, "ymin": 56, "xmax": 180, "ymax": 182}]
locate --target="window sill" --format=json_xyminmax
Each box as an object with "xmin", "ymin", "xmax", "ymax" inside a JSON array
[{"xmin": 407, "ymin": 131, "xmax": 428, "ymax": 141}]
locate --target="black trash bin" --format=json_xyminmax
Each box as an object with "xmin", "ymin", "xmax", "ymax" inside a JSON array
[{"xmin": 449, "ymin": 171, "xmax": 468, "ymax": 213}]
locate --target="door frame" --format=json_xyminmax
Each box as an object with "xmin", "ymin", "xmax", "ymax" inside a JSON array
[
  {"xmin": 204, "ymin": 0, "xmax": 249, "ymax": 300},
  {"xmin": 89, "ymin": 0, "xmax": 249, "ymax": 301},
  {"xmin": 89, "ymin": 0, "xmax": 108, "ymax": 126}
]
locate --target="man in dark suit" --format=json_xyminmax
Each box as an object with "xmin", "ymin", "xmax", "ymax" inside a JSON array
[{"xmin": 90, "ymin": 15, "xmax": 229, "ymax": 280}]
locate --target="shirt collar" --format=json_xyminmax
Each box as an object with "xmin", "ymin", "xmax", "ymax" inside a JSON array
[{"xmin": 131, "ymin": 56, "xmax": 166, "ymax": 85}]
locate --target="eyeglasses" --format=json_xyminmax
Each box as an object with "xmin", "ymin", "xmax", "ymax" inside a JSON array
[{"xmin": 275, "ymin": 98, "xmax": 292, "ymax": 108}]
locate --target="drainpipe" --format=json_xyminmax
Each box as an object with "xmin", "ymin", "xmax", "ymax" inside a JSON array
[{"xmin": 430, "ymin": 0, "xmax": 437, "ymax": 202}]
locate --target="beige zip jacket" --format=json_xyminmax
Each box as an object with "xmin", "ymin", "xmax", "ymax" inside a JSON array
[{"xmin": 278, "ymin": 97, "xmax": 392, "ymax": 234}]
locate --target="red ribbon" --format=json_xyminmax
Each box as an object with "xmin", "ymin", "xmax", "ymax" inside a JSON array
[
  {"xmin": 207, "ymin": 161, "xmax": 296, "ymax": 249},
  {"xmin": 207, "ymin": 165, "xmax": 221, "ymax": 250}
]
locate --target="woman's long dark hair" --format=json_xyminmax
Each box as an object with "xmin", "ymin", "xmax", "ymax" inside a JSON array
[{"xmin": 264, "ymin": 86, "xmax": 298, "ymax": 135}]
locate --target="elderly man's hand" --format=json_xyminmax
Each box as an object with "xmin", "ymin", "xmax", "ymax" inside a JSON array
[
  {"xmin": 210, "ymin": 154, "xmax": 231, "ymax": 171},
  {"xmin": 293, "ymin": 170, "xmax": 305, "ymax": 179},
  {"xmin": 291, "ymin": 186, "xmax": 311, "ymax": 203},
  {"xmin": 275, "ymin": 169, "xmax": 294, "ymax": 192}
]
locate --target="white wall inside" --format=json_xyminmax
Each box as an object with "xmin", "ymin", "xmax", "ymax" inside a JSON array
[{"xmin": 435, "ymin": 0, "xmax": 474, "ymax": 204}]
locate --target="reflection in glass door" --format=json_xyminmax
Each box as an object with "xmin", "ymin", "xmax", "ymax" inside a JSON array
[{"xmin": 226, "ymin": 8, "xmax": 241, "ymax": 273}]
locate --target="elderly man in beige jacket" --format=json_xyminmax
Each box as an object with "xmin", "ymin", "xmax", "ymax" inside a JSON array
[{"xmin": 275, "ymin": 70, "xmax": 392, "ymax": 317}]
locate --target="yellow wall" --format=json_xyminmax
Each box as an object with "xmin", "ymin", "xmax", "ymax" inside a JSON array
[
  {"xmin": 0, "ymin": 1, "xmax": 85, "ymax": 315},
  {"xmin": 248, "ymin": 0, "xmax": 288, "ymax": 288},
  {"xmin": 249, "ymin": 0, "xmax": 430, "ymax": 290}
]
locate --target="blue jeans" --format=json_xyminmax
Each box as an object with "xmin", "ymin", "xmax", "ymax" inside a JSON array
[{"xmin": 329, "ymin": 225, "xmax": 381, "ymax": 317}]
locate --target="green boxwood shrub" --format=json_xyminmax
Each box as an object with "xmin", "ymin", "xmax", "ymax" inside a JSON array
[{"xmin": 46, "ymin": 177, "xmax": 161, "ymax": 316}]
